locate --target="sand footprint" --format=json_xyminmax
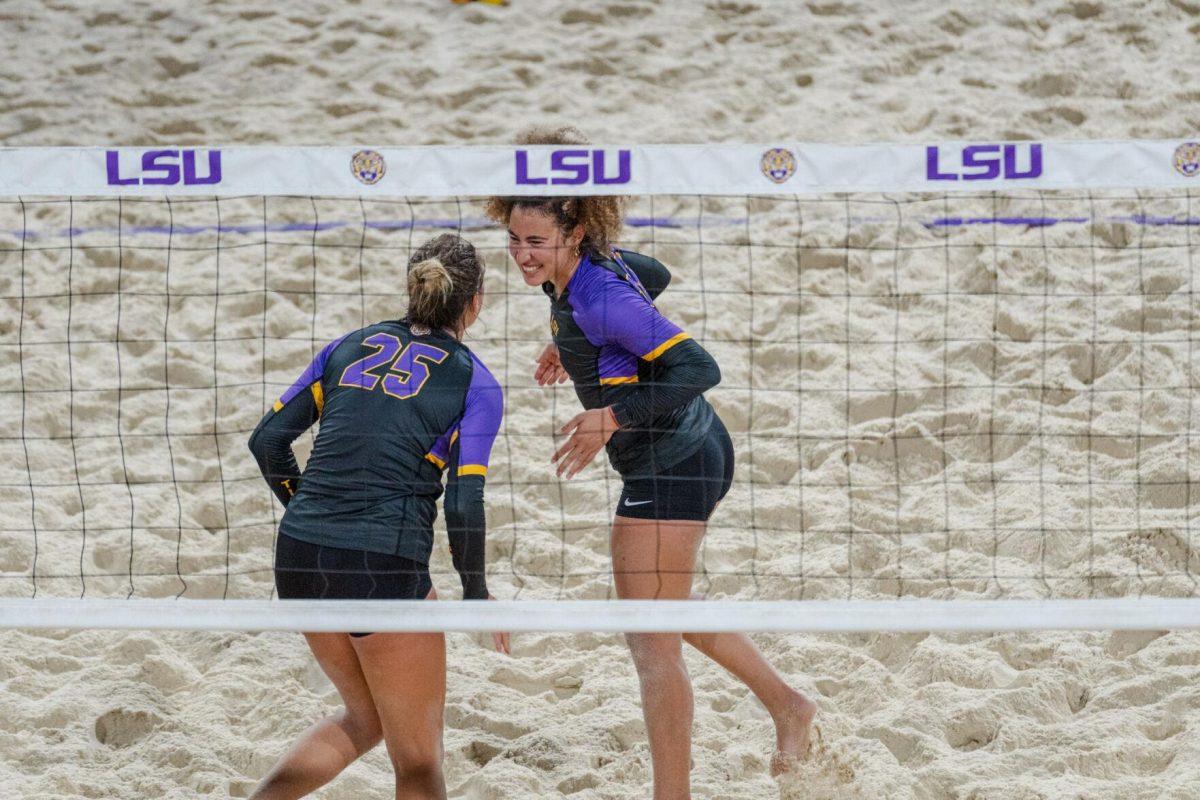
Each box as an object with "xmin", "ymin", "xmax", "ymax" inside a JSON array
[
  {"xmin": 108, "ymin": 633, "xmax": 161, "ymax": 665},
  {"xmin": 488, "ymin": 664, "xmax": 552, "ymax": 697},
  {"xmin": 139, "ymin": 653, "xmax": 201, "ymax": 694},
  {"xmin": 709, "ymin": 692, "xmax": 736, "ymax": 713},
  {"xmin": 507, "ymin": 732, "xmax": 569, "ymax": 771},
  {"xmin": 16, "ymin": 653, "xmax": 81, "ymax": 676},
  {"xmin": 94, "ymin": 707, "xmax": 163, "ymax": 748},
  {"xmin": 775, "ymin": 727, "xmax": 860, "ymax": 800},
  {"xmin": 856, "ymin": 722, "xmax": 921, "ymax": 765},
  {"xmin": 945, "ymin": 711, "xmax": 999, "ymax": 752},
  {"xmin": 605, "ymin": 716, "xmax": 647, "ymax": 753},
  {"xmin": 464, "ymin": 738, "xmax": 504, "ymax": 767},
  {"xmin": 1018, "ymin": 73, "xmax": 1078, "ymax": 98},
  {"xmin": 446, "ymin": 702, "xmax": 532, "ymax": 741},
  {"xmin": 561, "ymin": 9, "xmax": 604, "ymax": 25},
  {"xmin": 1139, "ymin": 713, "xmax": 1185, "ymax": 742},
  {"xmin": 556, "ymin": 772, "xmax": 601, "ymax": 794}
]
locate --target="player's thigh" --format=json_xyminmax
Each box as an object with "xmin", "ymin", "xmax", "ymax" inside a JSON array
[
  {"xmin": 351, "ymin": 632, "xmax": 446, "ymax": 763},
  {"xmin": 302, "ymin": 633, "xmax": 372, "ymax": 705},
  {"xmin": 611, "ymin": 515, "xmax": 706, "ymax": 600}
]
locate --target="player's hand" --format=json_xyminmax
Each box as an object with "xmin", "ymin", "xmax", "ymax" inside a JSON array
[
  {"xmin": 534, "ymin": 343, "xmax": 569, "ymax": 386},
  {"xmin": 488, "ymin": 594, "xmax": 510, "ymax": 655},
  {"xmin": 552, "ymin": 407, "xmax": 619, "ymax": 479}
]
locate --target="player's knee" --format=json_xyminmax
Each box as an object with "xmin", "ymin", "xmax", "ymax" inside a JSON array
[
  {"xmin": 625, "ymin": 631, "xmax": 679, "ymax": 656},
  {"xmin": 625, "ymin": 633, "xmax": 684, "ymax": 676},
  {"xmin": 391, "ymin": 754, "xmax": 442, "ymax": 789},
  {"xmin": 340, "ymin": 707, "xmax": 383, "ymax": 750}
]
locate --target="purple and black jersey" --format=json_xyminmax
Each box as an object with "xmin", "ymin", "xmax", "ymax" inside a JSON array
[
  {"xmin": 547, "ymin": 249, "xmax": 720, "ymax": 477},
  {"xmin": 248, "ymin": 319, "xmax": 502, "ymax": 599}
]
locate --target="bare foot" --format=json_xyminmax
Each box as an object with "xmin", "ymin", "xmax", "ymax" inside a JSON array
[{"xmin": 769, "ymin": 691, "xmax": 817, "ymax": 776}]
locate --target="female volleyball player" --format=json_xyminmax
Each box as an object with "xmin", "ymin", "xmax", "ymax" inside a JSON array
[
  {"xmin": 247, "ymin": 233, "xmax": 506, "ymax": 800},
  {"xmin": 487, "ymin": 128, "xmax": 816, "ymax": 798}
]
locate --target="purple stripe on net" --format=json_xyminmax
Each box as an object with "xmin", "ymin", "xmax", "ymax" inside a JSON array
[
  {"xmin": 1112, "ymin": 215, "xmax": 1200, "ymax": 227},
  {"xmin": 927, "ymin": 215, "xmax": 1200, "ymax": 229},
  {"xmin": 925, "ymin": 216, "xmax": 1091, "ymax": 229}
]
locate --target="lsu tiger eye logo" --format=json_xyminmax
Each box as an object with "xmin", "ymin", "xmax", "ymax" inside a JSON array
[
  {"xmin": 760, "ymin": 148, "xmax": 797, "ymax": 184},
  {"xmin": 1174, "ymin": 142, "xmax": 1200, "ymax": 178},
  {"xmin": 550, "ymin": 317, "xmax": 559, "ymax": 336},
  {"xmin": 351, "ymin": 150, "xmax": 386, "ymax": 185}
]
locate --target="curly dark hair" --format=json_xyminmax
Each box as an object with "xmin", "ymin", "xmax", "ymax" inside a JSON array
[{"xmin": 484, "ymin": 126, "xmax": 626, "ymax": 256}]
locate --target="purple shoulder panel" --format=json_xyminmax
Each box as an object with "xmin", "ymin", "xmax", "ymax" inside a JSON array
[
  {"xmin": 568, "ymin": 258, "xmax": 685, "ymax": 359},
  {"xmin": 277, "ymin": 331, "xmax": 354, "ymax": 408}
]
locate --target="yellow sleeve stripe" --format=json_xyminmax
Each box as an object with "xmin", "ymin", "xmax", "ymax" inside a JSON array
[
  {"xmin": 272, "ymin": 399, "xmax": 284, "ymax": 412},
  {"xmin": 425, "ymin": 452, "xmax": 446, "ymax": 470},
  {"xmin": 599, "ymin": 375, "xmax": 639, "ymax": 385},
  {"xmin": 310, "ymin": 381, "xmax": 324, "ymax": 415},
  {"xmin": 641, "ymin": 332, "xmax": 691, "ymax": 362},
  {"xmin": 450, "ymin": 429, "xmax": 460, "ymax": 446},
  {"xmin": 457, "ymin": 464, "xmax": 487, "ymax": 477}
]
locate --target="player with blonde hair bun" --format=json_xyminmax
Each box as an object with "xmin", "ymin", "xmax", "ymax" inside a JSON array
[{"xmin": 248, "ymin": 233, "xmax": 507, "ymax": 800}]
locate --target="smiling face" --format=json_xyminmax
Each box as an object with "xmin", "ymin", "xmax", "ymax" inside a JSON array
[{"xmin": 507, "ymin": 205, "xmax": 583, "ymax": 290}]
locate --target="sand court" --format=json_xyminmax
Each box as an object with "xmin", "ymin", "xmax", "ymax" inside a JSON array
[{"xmin": 2, "ymin": 1, "xmax": 1200, "ymax": 798}]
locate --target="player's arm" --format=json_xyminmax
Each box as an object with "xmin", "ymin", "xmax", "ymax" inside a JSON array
[
  {"xmin": 248, "ymin": 392, "xmax": 317, "ymax": 506},
  {"xmin": 616, "ymin": 249, "xmax": 671, "ymax": 300},
  {"xmin": 553, "ymin": 279, "xmax": 718, "ymax": 478},
  {"xmin": 247, "ymin": 336, "xmax": 345, "ymax": 506},
  {"xmin": 611, "ymin": 339, "xmax": 719, "ymax": 428},
  {"xmin": 443, "ymin": 362, "xmax": 504, "ymax": 600},
  {"xmin": 593, "ymin": 281, "xmax": 720, "ymax": 428}
]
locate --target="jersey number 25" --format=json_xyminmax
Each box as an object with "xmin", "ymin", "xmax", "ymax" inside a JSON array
[{"xmin": 338, "ymin": 333, "xmax": 449, "ymax": 400}]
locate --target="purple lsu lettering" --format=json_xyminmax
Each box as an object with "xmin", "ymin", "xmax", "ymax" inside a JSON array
[
  {"xmin": 926, "ymin": 143, "xmax": 1043, "ymax": 181},
  {"xmin": 105, "ymin": 150, "xmax": 223, "ymax": 186},
  {"xmin": 515, "ymin": 148, "xmax": 631, "ymax": 185}
]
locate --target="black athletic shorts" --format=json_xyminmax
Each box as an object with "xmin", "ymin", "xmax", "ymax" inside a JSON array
[
  {"xmin": 274, "ymin": 533, "xmax": 432, "ymax": 637},
  {"xmin": 616, "ymin": 414, "xmax": 735, "ymax": 522}
]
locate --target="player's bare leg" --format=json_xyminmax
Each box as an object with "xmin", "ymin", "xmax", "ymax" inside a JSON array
[
  {"xmin": 250, "ymin": 633, "xmax": 383, "ymax": 799},
  {"xmin": 682, "ymin": 623, "xmax": 817, "ymax": 773}
]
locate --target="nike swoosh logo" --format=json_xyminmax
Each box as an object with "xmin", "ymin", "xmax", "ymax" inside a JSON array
[{"xmin": 623, "ymin": 499, "xmax": 653, "ymax": 507}]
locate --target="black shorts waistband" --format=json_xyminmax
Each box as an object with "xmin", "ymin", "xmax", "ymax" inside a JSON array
[{"xmin": 274, "ymin": 533, "xmax": 433, "ymax": 636}]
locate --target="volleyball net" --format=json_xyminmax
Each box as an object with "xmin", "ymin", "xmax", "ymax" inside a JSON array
[{"xmin": 0, "ymin": 140, "xmax": 1197, "ymax": 632}]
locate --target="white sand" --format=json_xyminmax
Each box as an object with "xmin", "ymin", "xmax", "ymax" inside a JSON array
[{"xmin": 2, "ymin": 1, "xmax": 1200, "ymax": 797}]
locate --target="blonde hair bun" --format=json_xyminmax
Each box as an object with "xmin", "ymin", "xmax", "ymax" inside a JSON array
[{"xmin": 404, "ymin": 235, "xmax": 486, "ymax": 334}]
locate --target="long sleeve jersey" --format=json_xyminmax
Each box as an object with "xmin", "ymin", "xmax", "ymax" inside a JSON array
[
  {"xmin": 247, "ymin": 319, "xmax": 502, "ymax": 599},
  {"xmin": 544, "ymin": 249, "xmax": 720, "ymax": 477}
]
